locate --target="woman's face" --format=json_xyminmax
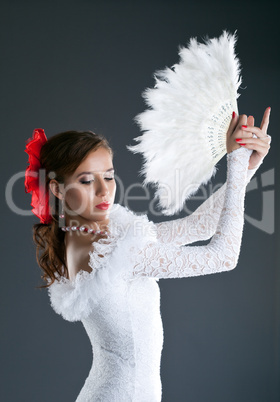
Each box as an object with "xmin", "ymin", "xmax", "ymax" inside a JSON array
[{"xmin": 60, "ymin": 147, "xmax": 116, "ymax": 226}]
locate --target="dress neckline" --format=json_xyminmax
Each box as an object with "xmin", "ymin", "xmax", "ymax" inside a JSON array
[{"xmin": 50, "ymin": 203, "xmax": 158, "ymax": 287}]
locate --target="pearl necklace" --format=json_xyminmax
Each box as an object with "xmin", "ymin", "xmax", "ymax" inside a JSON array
[{"xmin": 61, "ymin": 226, "xmax": 109, "ymax": 235}]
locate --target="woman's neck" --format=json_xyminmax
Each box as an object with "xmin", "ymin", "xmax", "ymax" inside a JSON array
[{"xmin": 63, "ymin": 217, "xmax": 110, "ymax": 245}]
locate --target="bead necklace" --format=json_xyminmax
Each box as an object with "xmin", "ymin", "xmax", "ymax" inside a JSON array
[{"xmin": 61, "ymin": 226, "xmax": 109, "ymax": 235}]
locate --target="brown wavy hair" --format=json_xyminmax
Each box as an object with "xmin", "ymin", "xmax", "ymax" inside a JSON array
[{"xmin": 32, "ymin": 130, "xmax": 114, "ymax": 289}]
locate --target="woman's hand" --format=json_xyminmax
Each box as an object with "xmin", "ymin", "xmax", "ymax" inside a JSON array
[{"xmin": 226, "ymin": 107, "xmax": 271, "ymax": 169}]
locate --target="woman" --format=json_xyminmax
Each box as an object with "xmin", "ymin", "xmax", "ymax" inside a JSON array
[{"xmin": 25, "ymin": 108, "xmax": 271, "ymax": 401}]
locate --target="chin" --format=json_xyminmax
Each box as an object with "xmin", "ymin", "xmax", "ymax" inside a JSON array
[{"xmin": 94, "ymin": 210, "xmax": 110, "ymax": 218}]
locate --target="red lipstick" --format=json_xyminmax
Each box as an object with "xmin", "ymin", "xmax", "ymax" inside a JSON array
[{"xmin": 95, "ymin": 202, "xmax": 110, "ymax": 210}]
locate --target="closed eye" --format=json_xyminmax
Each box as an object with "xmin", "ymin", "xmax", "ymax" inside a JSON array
[
  {"xmin": 80, "ymin": 178, "xmax": 114, "ymax": 185},
  {"xmin": 80, "ymin": 180, "xmax": 93, "ymax": 184}
]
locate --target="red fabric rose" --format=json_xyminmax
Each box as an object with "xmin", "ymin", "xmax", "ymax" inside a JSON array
[{"xmin": 24, "ymin": 129, "xmax": 53, "ymax": 224}]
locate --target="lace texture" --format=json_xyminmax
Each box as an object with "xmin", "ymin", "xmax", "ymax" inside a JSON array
[
  {"xmin": 130, "ymin": 146, "xmax": 254, "ymax": 279},
  {"xmin": 154, "ymin": 151, "xmax": 263, "ymax": 246},
  {"xmin": 47, "ymin": 146, "xmax": 258, "ymax": 401}
]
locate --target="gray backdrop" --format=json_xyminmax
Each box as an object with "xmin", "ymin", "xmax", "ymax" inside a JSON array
[{"xmin": 1, "ymin": 0, "xmax": 279, "ymax": 401}]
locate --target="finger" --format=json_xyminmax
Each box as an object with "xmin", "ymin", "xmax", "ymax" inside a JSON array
[
  {"xmin": 247, "ymin": 115, "xmax": 255, "ymax": 127},
  {"xmin": 241, "ymin": 146, "xmax": 270, "ymax": 158},
  {"xmin": 244, "ymin": 115, "xmax": 255, "ymax": 138},
  {"xmin": 241, "ymin": 125, "xmax": 268, "ymax": 139},
  {"xmin": 237, "ymin": 138, "xmax": 270, "ymax": 146},
  {"xmin": 237, "ymin": 138, "xmax": 270, "ymax": 150},
  {"xmin": 226, "ymin": 111, "xmax": 239, "ymax": 140},
  {"xmin": 232, "ymin": 114, "xmax": 247, "ymax": 138},
  {"xmin": 260, "ymin": 107, "xmax": 271, "ymax": 133},
  {"xmin": 238, "ymin": 114, "xmax": 248, "ymax": 127},
  {"xmin": 239, "ymin": 143, "xmax": 270, "ymax": 157}
]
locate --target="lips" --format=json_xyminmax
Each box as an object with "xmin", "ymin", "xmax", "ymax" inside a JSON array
[{"xmin": 95, "ymin": 202, "xmax": 110, "ymax": 210}]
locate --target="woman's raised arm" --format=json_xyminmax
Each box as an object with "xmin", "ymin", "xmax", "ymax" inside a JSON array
[
  {"xmin": 129, "ymin": 145, "xmax": 252, "ymax": 280},
  {"xmin": 153, "ymin": 161, "xmax": 262, "ymax": 247}
]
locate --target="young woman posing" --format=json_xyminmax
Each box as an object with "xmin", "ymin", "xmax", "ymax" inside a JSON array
[{"xmin": 25, "ymin": 108, "xmax": 271, "ymax": 401}]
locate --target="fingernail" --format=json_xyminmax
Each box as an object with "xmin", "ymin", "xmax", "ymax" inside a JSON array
[
  {"xmin": 235, "ymin": 139, "xmax": 242, "ymax": 142},
  {"xmin": 242, "ymin": 125, "xmax": 247, "ymax": 129},
  {"xmin": 232, "ymin": 111, "xmax": 236, "ymax": 118},
  {"xmin": 240, "ymin": 143, "xmax": 246, "ymax": 146}
]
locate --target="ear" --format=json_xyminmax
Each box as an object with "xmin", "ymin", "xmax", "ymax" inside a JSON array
[{"xmin": 49, "ymin": 179, "xmax": 63, "ymax": 201}]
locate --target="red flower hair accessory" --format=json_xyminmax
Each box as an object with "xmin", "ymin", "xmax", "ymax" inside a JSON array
[{"xmin": 24, "ymin": 129, "xmax": 53, "ymax": 224}]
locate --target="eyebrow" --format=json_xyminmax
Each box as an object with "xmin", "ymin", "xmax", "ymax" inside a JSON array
[{"xmin": 76, "ymin": 168, "xmax": 114, "ymax": 178}]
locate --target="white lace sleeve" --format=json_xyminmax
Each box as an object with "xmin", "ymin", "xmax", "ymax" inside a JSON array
[
  {"xmin": 154, "ymin": 157, "xmax": 263, "ymax": 246},
  {"xmin": 131, "ymin": 147, "xmax": 252, "ymax": 279}
]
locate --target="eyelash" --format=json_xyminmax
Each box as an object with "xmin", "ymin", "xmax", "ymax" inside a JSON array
[{"xmin": 80, "ymin": 178, "xmax": 114, "ymax": 185}]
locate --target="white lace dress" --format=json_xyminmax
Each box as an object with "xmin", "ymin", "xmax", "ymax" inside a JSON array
[{"xmin": 47, "ymin": 147, "xmax": 262, "ymax": 401}]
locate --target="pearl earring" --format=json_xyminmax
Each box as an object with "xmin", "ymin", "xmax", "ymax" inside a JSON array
[{"xmin": 59, "ymin": 198, "xmax": 65, "ymax": 219}]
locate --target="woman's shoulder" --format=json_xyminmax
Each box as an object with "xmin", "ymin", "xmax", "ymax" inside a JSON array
[
  {"xmin": 47, "ymin": 267, "xmax": 102, "ymax": 322},
  {"xmin": 64, "ymin": 230, "xmax": 105, "ymax": 282}
]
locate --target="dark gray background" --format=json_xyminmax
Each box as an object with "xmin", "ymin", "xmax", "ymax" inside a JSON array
[{"xmin": 1, "ymin": 0, "xmax": 279, "ymax": 401}]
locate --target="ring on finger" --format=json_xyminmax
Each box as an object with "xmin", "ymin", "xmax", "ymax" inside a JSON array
[{"xmin": 253, "ymin": 133, "xmax": 271, "ymax": 143}]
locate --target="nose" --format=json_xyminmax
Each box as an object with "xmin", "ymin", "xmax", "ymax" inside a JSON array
[{"xmin": 95, "ymin": 178, "xmax": 110, "ymax": 198}]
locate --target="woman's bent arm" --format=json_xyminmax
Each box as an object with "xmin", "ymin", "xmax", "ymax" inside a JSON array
[
  {"xmin": 131, "ymin": 146, "xmax": 252, "ymax": 279},
  {"xmin": 154, "ymin": 159, "xmax": 263, "ymax": 246}
]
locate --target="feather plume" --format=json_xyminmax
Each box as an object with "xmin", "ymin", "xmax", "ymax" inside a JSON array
[{"xmin": 127, "ymin": 30, "xmax": 242, "ymax": 215}]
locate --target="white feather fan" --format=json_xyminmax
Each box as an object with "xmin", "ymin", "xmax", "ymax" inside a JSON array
[{"xmin": 127, "ymin": 30, "xmax": 242, "ymax": 215}]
